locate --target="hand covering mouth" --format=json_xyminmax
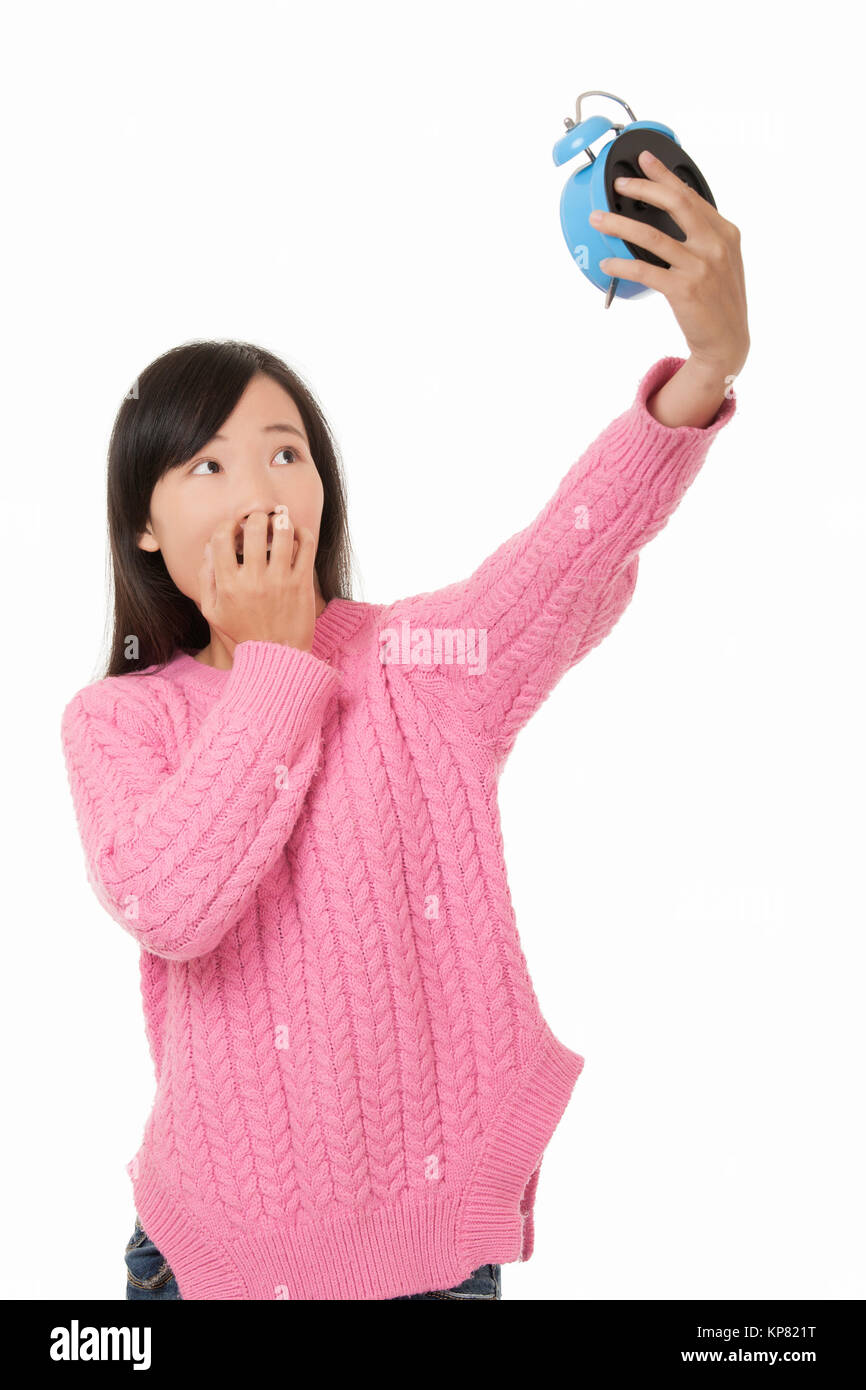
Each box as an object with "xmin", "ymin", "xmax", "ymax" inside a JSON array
[{"xmin": 235, "ymin": 522, "xmax": 275, "ymax": 562}]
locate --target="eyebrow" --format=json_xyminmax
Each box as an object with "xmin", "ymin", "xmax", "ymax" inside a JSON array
[{"xmin": 210, "ymin": 423, "xmax": 307, "ymax": 442}]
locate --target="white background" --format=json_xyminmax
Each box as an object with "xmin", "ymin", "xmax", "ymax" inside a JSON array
[{"xmin": 2, "ymin": 0, "xmax": 862, "ymax": 1300}]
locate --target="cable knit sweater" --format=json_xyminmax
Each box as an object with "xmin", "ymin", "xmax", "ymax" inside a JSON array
[{"xmin": 60, "ymin": 356, "xmax": 736, "ymax": 1300}]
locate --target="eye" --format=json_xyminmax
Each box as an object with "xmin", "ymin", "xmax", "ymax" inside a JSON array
[{"xmin": 189, "ymin": 445, "xmax": 301, "ymax": 476}]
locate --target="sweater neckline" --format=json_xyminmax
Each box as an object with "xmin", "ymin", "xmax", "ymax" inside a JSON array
[{"xmin": 168, "ymin": 597, "xmax": 373, "ymax": 687}]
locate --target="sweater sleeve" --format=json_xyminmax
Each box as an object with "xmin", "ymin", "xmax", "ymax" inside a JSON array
[
  {"xmin": 60, "ymin": 639, "xmax": 342, "ymax": 961},
  {"xmin": 385, "ymin": 356, "xmax": 737, "ymax": 768}
]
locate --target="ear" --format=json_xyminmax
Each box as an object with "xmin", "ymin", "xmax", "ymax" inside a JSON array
[{"xmin": 137, "ymin": 524, "xmax": 160, "ymax": 553}]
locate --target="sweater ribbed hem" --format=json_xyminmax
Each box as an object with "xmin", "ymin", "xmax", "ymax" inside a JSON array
[
  {"xmin": 129, "ymin": 1022, "xmax": 583, "ymax": 1300},
  {"xmin": 218, "ymin": 640, "xmax": 343, "ymax": 746},
  {"xmin": 603, "ymin": 355, "xmax": 736, "ymax": 496},
  {"xmin": 459, "ymin": 1022, "xmax": 584, "ymax": 1266}
]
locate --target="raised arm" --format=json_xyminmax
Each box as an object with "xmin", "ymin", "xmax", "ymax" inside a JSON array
[
  {"xmin": 61, "ymin": 640, "xmax": 342, "ymax": 960},
  {"xmin": 384, "ymin": 356, "xmax": 737, "ymax": 767}
]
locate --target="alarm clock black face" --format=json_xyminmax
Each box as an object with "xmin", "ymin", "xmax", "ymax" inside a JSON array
[{"xmin": 603, "ymin": 128, "xmax": 716, "ymax": 269}]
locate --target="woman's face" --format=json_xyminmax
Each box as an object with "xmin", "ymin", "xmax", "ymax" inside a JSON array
[{"xmin": 138, "ymin": 373, "xmax": 325, "ymax": 606}]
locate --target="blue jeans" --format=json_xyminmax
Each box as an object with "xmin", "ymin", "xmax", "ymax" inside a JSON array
[{"xmin": 124, "ymin": 1213, "xmax": 501, "ymax": 1300}]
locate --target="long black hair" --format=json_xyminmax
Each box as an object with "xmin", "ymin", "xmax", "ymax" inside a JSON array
[{"xmin": 101, "ymin": 339, "xmax": 354, "ymax": 679}]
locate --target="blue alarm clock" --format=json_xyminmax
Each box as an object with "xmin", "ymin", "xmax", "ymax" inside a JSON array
[{"xmin": 553, "ymin": 90, "xmax": 717, "ymax": 308}]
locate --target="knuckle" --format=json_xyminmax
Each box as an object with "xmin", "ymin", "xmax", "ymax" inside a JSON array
[{"xmin": 681, "ymin": 273, "xmax": 701, "ymax": 299}]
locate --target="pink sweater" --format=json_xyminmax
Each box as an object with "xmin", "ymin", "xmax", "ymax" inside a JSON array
[{"xmin": 61, "ymin": 356, "xmax": 737, "ymax": 1299}]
